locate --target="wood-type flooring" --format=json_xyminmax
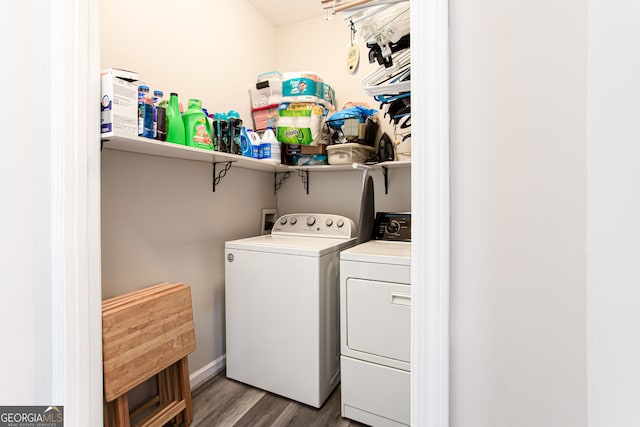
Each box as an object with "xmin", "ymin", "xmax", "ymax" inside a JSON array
[{"xmin": 191, "ymin": 372, "xmax": 367, "ymax": 427}]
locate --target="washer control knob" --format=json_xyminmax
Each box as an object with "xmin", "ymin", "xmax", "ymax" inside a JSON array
[
  {"xmin": 337, "ymin": 219, "xmax": 345, "ymax": 228},
  {"xmin": 386, "ymin": 220, "xmax": 400, "ymax": 234},
  {"xmin": 290, "ymin": 217, "xmax": 297, "ymax": 225},
  {"xmin": 306, "ymin": 216, "xmax": 316, "ymax": 226},
  {"xmin": 280, "ymin": 218, "xmax": 288, "ymax": 225},
  {"xmin": 325, "ymin": 218, "xmax": 334, "ymax": 227}
]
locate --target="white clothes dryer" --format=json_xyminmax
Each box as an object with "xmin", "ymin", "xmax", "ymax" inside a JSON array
[
  {"xmin": 225, "ymin": 213, "xmax": 356, "ymax": 408},
  {"xmin": 340, "ymin": 212, "xmax": 412, "ymax": 426}
]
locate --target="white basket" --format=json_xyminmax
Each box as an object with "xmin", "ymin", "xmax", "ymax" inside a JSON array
[{"xmin": 326, "ymin": 143, "xmax": 376, "ymax": 165}]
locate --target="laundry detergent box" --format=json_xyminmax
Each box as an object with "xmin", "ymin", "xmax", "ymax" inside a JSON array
[
  {"xmin": 276, "ymin": 102, "xmax": 328, "ymax": 145},
  {"xmin": 101, "ymin": 68, "xmax": 139, "ymax": 137}
]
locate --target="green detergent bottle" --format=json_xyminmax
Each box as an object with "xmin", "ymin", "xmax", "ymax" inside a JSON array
[
  {"xmin": 166, "ymin": 92, "xmax": 186, "ymax": 145},
  {"xmin": 183, "ymin": 99, "xmax": 213, "ymax": 150}
]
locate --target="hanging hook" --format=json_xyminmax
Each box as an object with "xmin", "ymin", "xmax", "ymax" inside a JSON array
[{"xmin": 350, "ymin": 20, "xmax": 356, "ymax": 45}]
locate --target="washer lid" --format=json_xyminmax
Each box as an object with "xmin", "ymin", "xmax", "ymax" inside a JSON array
[
  {"xmin": 340, "ymin": 240, "xmax": 411, "ymax": 266},
  {"xmin": 225, "ymin": 234, "xmax": 356, "ymax": 257}
]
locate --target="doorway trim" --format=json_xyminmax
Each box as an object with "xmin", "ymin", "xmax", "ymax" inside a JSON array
[
  {"xmin": 58, "ymin": 0, "xmax": 449, "ymax": 424},
  {"xmin": 410, "ymin": 0, "xmax": 450, "ymax": 426},
  {"xmin": 51, "ymin": 0, "xmax": 103, "ymax": 424}
]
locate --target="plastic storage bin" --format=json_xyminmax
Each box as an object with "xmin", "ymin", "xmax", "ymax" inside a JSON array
[
  {"xmin": 250, "ymin": 79, "xmax": 282, "ymax": 108},
  {"xmin": 252, "ymin": 104, "xmax": 279, "ymax": 131},
  {"xmin": 326, "ymin": 143, "xmax": 375, "ymax": 165}
]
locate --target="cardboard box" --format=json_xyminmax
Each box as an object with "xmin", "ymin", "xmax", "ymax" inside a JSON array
[
  {"xmin": 101, "ymin": 68, "xmax": 139, "ymax": 137},
  {"xmin": 300, "ymin": 144, "xmax": 327, "ymax": 155},
  {"xmin": 282, "ymin": 143, "xmax": 302, "ymax": 165}
]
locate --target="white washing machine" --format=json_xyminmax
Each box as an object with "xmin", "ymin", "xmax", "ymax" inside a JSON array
[
  {"xmin": 225, "ymin": 213, "xmax": 356, "ymax": 408},
  {"xmin": 340, "ymin": 212, "xmax": 412, "ymax": 426}
]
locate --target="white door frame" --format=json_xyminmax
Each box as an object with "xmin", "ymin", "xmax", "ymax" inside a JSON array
[
  {"xmin": 411, "ymin": 0, "xmax": 450, "ymax": 426},
  {"xmin": 51, "ymin": 0, "xmax": 103, "ymax": 424}
]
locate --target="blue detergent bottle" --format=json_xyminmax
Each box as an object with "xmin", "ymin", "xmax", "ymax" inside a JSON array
[{"xmin": 240, "ymin": 126, "xmax": 253, "ymax": 157}]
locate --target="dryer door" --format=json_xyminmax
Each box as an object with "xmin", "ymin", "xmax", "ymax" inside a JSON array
[{"xmin": 344, "ymin": 278, "xmax": 411, "ymax": 368}]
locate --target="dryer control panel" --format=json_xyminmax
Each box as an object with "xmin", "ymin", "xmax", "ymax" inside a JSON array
[
  {"xmin": 271, "ymin": 213, "xmax": 356, "ymax": 238},
  {"xmin": 373, "ymin": 212, "xmax": 411, "ymax": 242}
]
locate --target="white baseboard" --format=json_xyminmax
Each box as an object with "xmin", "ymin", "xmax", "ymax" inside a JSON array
[{"xmin": 190, "ymin": 354, "xmax": 226, "ymax": 390}]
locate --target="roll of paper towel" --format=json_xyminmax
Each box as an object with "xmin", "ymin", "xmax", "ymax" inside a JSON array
[{"xmin": 276, "ymin": 102, "xmax": 327, "ymax": 145}]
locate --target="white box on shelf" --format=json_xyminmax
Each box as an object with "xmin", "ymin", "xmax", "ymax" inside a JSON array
[{"xmin": 101, "ymin": 68, "xmax": 139, "ymax": 137}]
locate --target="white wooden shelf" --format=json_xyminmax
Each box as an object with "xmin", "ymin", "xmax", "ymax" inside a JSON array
[
  {"xmin": 102, "ymin": 133, "xmax": 411, "ymax": 173},
  {"xmin": 101, "ymin": 134, "xmax": 290, "ymax": 173},
  {"xmin": 377, "ymin": 159, "xmax": 411, "ymax": 169},
  {"xmin": 101, "ymin": 133, "xmax": 410, "ymax": 193},
  {"xmin": 291, "ymin": 160, "xmax": 411, "ymax": 172},
  {"xmin": 291, "ymin": 164, "xmax": 355, "ymax": 172}
]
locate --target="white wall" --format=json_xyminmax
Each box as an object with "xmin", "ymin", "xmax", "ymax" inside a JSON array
[
  {"xmin": 100, "ymin": 151, "xmax": 275, "ymax": 372},
  {"xmin": 449, "ymin": 0, "xmax": 588, "ymax": 425},
  {"xmin": 588, "ymin": 1, "xmax": 640, "ymax": 425},
  {"xmin": 275, "ymin": 167, "xmax": 410, "ymax": 222},
  {"xmin": 0, "ymin": 1, "xmax": 53, "ymax": 404},
  {"xmin": 100, "ymin": 0, "xmax": 277, "ymax": 121},
  {"xmin": 100, "ymin": 0, "xmax": 280, "ymax": 378}
]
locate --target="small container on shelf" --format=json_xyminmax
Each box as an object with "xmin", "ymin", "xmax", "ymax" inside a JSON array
[{"xmin": 326, "ymin": 143, "xmax": 376, "ymax": 165}]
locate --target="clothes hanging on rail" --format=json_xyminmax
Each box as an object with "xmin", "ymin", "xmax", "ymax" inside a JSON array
[{"xmin": 333, "ymin": 0, "xmax": 411, "ymax": 161}]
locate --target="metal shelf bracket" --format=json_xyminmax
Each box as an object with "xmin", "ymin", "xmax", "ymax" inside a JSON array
[
  {"xmin": 382, "ymin": 166, "xmax": 389, "ymax": 194},
  {"xmin": 297, "ymin": 170, "xmax": 310, "ymax": 195},
  {"xmin": 274, "ymin": 171, "xmax": 291, "ymax": 195},
  {"xmin": 212, "ymin": 161, "xmax": 234, "ymax": 192}
]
